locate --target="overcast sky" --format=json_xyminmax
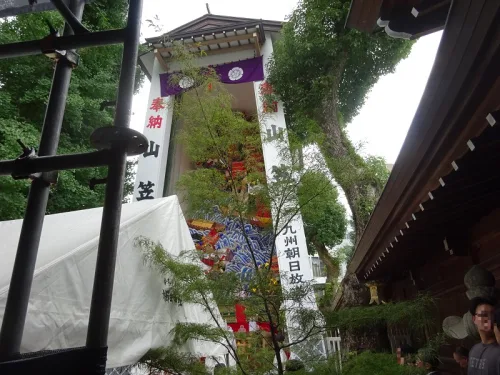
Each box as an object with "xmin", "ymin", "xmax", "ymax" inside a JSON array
[{"xmin": 131, "ymin": 0, "xmax": 443, "ymax": 164}]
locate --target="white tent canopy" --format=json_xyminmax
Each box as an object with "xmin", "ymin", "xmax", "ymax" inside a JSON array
[{"xmin": 0, "ymin": 196, "xmax": 227, "ymax": 369}]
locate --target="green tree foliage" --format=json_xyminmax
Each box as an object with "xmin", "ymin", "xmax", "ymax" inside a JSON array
[
  {"xmin": 298, "ymin": 171, "xmax": 347, "ymax": 281},
  {"xmin": 267, "ymin": 0, "xmax": 413, "ymax": 243},
  {"xmin": 173, "ymin": 78, "xmax": 264, "ymax": 220},
  {"xmin": 299, "ymin": 172, "xmax": 346, "ymax": 252},
  {"xmin": 136, "ymin": 237, "xmax": 325, "ymax": 375},
  {"xmin": 341, "ymin": 352, "xmax": 426, "ymax": 375},
  {"xmin": 0, "ymin": 0, "xmax": 142, "ymax": 220},
  {"xmin": 415, "ymin": 333, "xmax": 447, "ymax": 370},
  {"xmin": 138, "ymin": 347, "xmax": 209, "ymax": 375}
]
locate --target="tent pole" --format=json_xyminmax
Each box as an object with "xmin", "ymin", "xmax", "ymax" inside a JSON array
[
  {"xmin": 86, "ymin": 0, "xmax": 143, "ymax": 349},
  {"xmin": 0, "ymin": 0, "xmax": 86, "ymax": 359}
]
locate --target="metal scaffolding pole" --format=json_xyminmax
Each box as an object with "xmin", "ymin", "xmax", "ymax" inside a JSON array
[
  {"xmin": 0, "ymin": 29, "xmax": 125, "ymax": 59},
  {"xmin": 86, "ymin": 0, "xmax": 144, "ymax": 349},
  {"xmin": 0, "ymin": 150, "xmax": 111, "ymax": 177},
  {"xmin": 0, "ymin": 1, "xmax": 147, "ymax": 372},
  {"xmin": 0, "ymin": 0, "xmax": 86, "ymax": 358}
]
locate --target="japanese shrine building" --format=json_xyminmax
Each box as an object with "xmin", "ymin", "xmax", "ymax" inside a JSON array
[{"xmin": 339, "ymin": 0, "xmax": 500, "ymax": 361}]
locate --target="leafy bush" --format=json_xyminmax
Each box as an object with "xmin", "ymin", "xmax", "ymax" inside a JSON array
[
  {"xmin": 342, "ymin": 352, "xmax": 426, "ymax": 375},
  {"xmin": 287, "ymin": 352, "xmax": 426, "ymax": 375},
  {"xmin": 416, "ymin": 333, "xmax": 447, "ymax": 369},
  {"xmin": 326, "ymin": 294, "xmax": 436, "ymax": 330},
  {"xmin": 137, "ymin": 347, "xmax": 208, "ymax": 375},
  {"xmin": 285, "ymin": 359, "xmax": 305, "ymax": 371}
]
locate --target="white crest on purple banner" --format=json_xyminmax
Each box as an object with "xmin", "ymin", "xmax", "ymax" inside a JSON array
[{"xmin": 228, "ymin": 67, "xmax": 244, "ymax": 81}]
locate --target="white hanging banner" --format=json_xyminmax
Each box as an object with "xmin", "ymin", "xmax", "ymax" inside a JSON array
[
  {"xmin": 133, "ymin": 58, "xmax": 173, "ymax": 202},
  {"xmin": 255, "ymin": 112, "xmax": 314, "ymax": 290},
  {"xmin": 254, "ymin": 35, "xmax": 322, "ymax": 352}
]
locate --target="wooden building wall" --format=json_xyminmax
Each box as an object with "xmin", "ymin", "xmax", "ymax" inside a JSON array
[{"xmin": 384, "ymin": 207, "xmax": 500, "ymax": 373}]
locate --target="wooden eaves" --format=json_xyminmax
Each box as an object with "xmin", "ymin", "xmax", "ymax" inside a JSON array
[{"xmin": 333, "ymin": 0, "xmax": 500, "ymax": 309}]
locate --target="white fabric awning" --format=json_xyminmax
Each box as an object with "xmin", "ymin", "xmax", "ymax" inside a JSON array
[{"xmin": 0, "ymin": 196, "xmax": 227, "ymax": 368}]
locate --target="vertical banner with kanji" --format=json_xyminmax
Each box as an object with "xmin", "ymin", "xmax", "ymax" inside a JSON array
[
  {"xmin": 133, "ymin": 58, "xmax": 173, "ymax": 202},
  {"xmin": 254, "ymin": 36, "xmax": 324, "ymax": 356}
]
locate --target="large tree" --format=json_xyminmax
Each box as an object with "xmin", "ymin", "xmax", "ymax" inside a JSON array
[
  {"xmin": 0, "ymin": 0, "xmax": 141, "ymax": 220},
  {"xmin": 267, "ymin": 0, "xmax": 411, "ymax": 245}
]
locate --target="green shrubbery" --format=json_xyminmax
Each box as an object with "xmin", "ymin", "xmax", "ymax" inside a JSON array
[
  {"xmin": 326, "ymin": 294, "xmax": 436, "ymax": 330},
  {"xmin": 341, "ymin": 352, "xmax": 426, "ymax": 375},
  {"xmin": 137, "ymin": 349, "xmax": 431, "ymax": 374},
  {"xmin": 275, "ymin": 352, "xmax": 427, "ymax": 375}
]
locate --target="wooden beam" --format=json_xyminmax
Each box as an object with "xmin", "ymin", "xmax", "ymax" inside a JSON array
[
  {"xmin": 154, "ymin": 49, "xmax": 169, "ymax": 72},
  {"xmin": 412, "ymin": 0, "xmax": 451, "ymax": 18},
  {"xmin": 158, "ymin": 33, "xmax": 255, "ymax": 54},
  {"xmin": 383, "ymin": 4, "xmax": 448, "ymax": 40},
  {"xmin": 253, "ymin": 32, "xmax": 261, "ymax": 57},
  {"xmin": 163, "ymin": 44, "xmax": 255, "ymax": 62},
  {"xmin": 345, "ymin": 0, "xmax": 383, "ymax": 32}
]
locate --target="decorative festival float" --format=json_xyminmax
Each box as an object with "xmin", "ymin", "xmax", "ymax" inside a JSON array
[{"xmin": 135, "ymin": 12, "xmax": 325, "ymax": 367}]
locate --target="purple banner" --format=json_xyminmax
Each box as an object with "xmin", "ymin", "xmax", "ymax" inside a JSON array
[{"xmin": 159, "ymin": 56, "xmax": 264, "ymax": 97}]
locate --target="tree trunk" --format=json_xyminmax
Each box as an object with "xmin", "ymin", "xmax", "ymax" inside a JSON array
[
  {"xmin": 313, "ymin": 240, "xmax": 339, "ymax": 283},
  {"xmin": 314, "ymin": 69, "xmax": 380, "ymax": 312},
  {"xmin": 317, "ymin": 85, "xmax": 366, "ymax": 246}
]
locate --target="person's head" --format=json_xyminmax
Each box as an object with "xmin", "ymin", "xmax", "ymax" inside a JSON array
[
  {"xmin": 470, "ymin": 297, "xmax": 497, "ymax": 338},
  {"xmin": 453, "ymin": 346, "xmax": 469, "ymax": 369}
]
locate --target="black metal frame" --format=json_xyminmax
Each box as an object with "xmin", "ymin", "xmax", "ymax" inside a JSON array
[{"xmin": 0, "ymin": 0, "xmax": 146, "ymax": 371}]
